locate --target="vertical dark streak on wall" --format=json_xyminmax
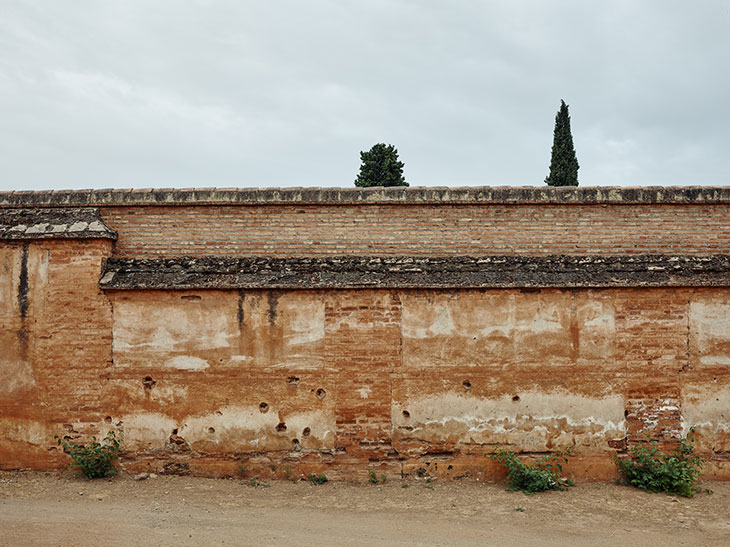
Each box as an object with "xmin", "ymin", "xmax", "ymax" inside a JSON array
[
  {"xmin": 17, "ymin": 242, "xmax": 30, "ymax": 360},
  {"xmin": 267, "ymin": 290, "xmax": 278, "ymax": 325},
  {"xmin": 237, "ymin": 289, "xmax": 245, "ymax": 328},
  {"xmin": 18, "ymin": 242, "xmax": 30, "ymax": 318}
]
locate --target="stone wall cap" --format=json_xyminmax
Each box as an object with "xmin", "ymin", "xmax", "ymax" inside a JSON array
[
  {"xmin": 0, "ymin": 208, "xmax": 117, "ymax": 240},
  {"xmin": 2, "ymin": 186, "xmax": 730, "ymax": 207},
  {"xmin": 100, "ymin": 254, "xmax": 730, "ymax": 290}
]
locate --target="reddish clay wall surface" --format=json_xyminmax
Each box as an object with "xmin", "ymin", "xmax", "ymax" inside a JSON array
[{"xmin": 1, "ymin": 187, "xmax": 729, "ymax": 481}]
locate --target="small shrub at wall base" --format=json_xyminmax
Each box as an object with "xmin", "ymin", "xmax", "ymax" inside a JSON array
[
  {"xmin": 308, "ymin": 473, "xmax": 328, "ymax": 485},
  {"xmin": 490, "ymin": 449, "xmax": 575, "ymax": 494},
  {"xmin": 55, "ymin": 431, "xmax": 121, "ymax": 479},
  {"xmin": 615, "ymin": 428, "xmax": 705, "ymax": 498},
  {"xmin": 368, "ymin": 470, "xmax": 378, "ymax": 484}
]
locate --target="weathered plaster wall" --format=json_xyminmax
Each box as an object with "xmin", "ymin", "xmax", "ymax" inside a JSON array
[
  {"xmin": 4, "ymin": 272, "xmax": 729, "ymax": 479},
  {"xmin": 0, "ymin": 239, "xmax": 113, "ymax": 469},
  {"xmin": 1, "ymin": 187, "xmax": 729, "ymax": 481}
]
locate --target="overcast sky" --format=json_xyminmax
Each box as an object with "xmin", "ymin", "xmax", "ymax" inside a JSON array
[{"xmin": 1, "ymin": 1, "xmax": 729, "ymax": 191}]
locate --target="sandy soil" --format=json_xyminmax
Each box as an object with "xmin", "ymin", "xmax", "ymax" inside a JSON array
[{"xmin": 1, "ymin": 471, "xmax": 728, "ymax": 547}]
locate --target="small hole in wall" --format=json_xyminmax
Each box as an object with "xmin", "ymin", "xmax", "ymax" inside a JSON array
[
  {"xmin": 104, "ymin": 416, "xmax": 112, "ymax": 423},
  {"xmin": 402, "ymin": 410, "xmax": 410, "ymax": 419},
  {"xmin": 142, "ymin": 376, "xmax": 156, "ymax": 393},
  {"xmin": 172, "ymin": 428, "xmax": 178, "ymax": 435},
  {"xmin": 259, "ymin": 402, "xmax": 269, "ymax": 414},
  {"xmin": 287, "ymin": 376, "xmax": 300, "ymax": 388},
  {"xmin": 302, "ymin": 427, "xmax": 311, "ymax": 437},
  {"xmin": 462, "ymin": 380, "xmax": 471, "ymax": 391},
  {"xmin": 276, "ymin": 422, "xmax": 287, "ymax": 432},
  {"xmin": 292, "ymin": 438, "xmax": 299, "ymax": 445},
  {"xmin": 208, "ymin": 427, "xmax": 215, "ymax": 434},
  {"xmin": 512, "ymin": 395, "xmax": 520, "ymax": 402},
  {"xmin": 624, "ymin": 410, "xmax": 629, "ymax": 418},
  {"xmin": 316, "ymin": 388, "xmax": 326, "ymax": 400}
]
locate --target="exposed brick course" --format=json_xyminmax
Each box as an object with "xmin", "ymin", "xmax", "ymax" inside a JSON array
[{"xmin": 100, "ymin": 203, "xmax": 730, "ymax": 257}]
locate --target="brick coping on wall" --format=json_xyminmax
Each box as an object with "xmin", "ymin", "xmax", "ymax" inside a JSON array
[{"xmin": 2, "ymin": 186, "xmax": 730, "ymax": 207}]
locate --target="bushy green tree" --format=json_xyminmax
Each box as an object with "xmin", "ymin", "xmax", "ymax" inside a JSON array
[
  {"xmin": 545, "ymin": 100, "xmax": 579, "ymax": 186},
  {"xmin": 354, "ymin": 143, "xmax": 408, "ymax": 187}
]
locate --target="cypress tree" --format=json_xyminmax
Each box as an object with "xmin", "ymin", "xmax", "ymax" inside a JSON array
[
  {"xmin": 545, "ymin": 100, "xmax": 579, "ymax": 186},
  {"xmin": 354, "ymin": 143, "xmax": 408, "ymax": 187}
]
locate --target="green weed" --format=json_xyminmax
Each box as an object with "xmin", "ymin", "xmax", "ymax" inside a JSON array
[
  {"xmin": 308, "ymin": 473, "xmax": 328, "ymax": 485},
  {"xmin": 55, "ymin": 431, "xmax": 121, "ymax": 479},
  {"xmin": 490, "ymin": 448, "xmax": 574, "ymax": 495},
  {"xmin": 615, "ymin": 428, "xmax": 705, "ymax": 498}
]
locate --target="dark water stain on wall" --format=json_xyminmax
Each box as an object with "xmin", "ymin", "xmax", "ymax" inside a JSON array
[{"xmin": 17, "ymin": 242, "xmax": 29, "ymax": 318}]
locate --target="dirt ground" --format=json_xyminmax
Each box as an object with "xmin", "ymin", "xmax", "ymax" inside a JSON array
[{"xmin": 1, "ymin": 471, "xmax": 728, "ymax": 547}]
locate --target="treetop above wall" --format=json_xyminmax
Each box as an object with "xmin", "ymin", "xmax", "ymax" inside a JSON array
[{"xmin": 2, "ymin": 186, "xmax": 730, "ymax": 207}]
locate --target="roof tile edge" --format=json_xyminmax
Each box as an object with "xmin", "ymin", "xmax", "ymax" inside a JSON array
[{"xmin": 2, "ymin": 186, "xmax": 730, "ymax": 207}]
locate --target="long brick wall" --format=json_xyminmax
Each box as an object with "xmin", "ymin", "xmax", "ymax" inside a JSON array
[
  {"xmin": 1, "ymin": 186, "xmax": 729, "ymax": 481},
  {"xmin": 100, "ymin": 203, "xmax": 730, "ymax": 257}
]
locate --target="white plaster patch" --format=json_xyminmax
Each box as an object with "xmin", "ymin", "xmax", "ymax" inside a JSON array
[
  {"xmin": 700, "ymin": 356, "xmax": 730, "ymax": 366},
  {"xmin": 282, "ymin": 300, "xmax": 325, "ymax": 346},
  {"xmin": 521, "ymin": 316, "xmax": 563, "ymax": 333},
  {"xmin": 402, "ymin": 301, "xmax": 455, "ymax": 339},
  {"xmin": 690, "ymin": 301, "xmax": 730, "ymax": 365},
  {"xmin": 479, "ymin": 326, "xmax": 511, "ymax": 337},
  {"xmin": 584, "ymin": 311, "xmax": 614, "ymax": 329},
  {"xmin": 682, "ymin": 387, "xmax": 730, "ymax": 434},
  {"xmin": 691, "ymin": 302, "xmax": 730, "ymax": 340},
  {"xmin": 112, "ymin": 297, "xmax": 238, "ymax": 363},
  {"xmin": 401, "ymin": 301, "xmax": 455, "ymax": 339},
  {"xmin": 357, "ymin": 385, "xmax": 372, "ymax": 399},
  {"xmin": 164, "ymin": 355, "xmax": 210, "ymax": 371},
  {"xmin": 178, "ymin": 406, "xmax": 335, "ymax": 451},
  {"xmin": 269, "ymin": 358, "xmax": 322, "ymax": 370},
  {"xmin": 119, "ymin": 412, "xmax": 177, "ymax": 451},
  {"xmin": 393, "ymin": 391, "xmax": 626, "ymax": 451},
  {"xmin": 0, "ymin": 357, "xmax": 37, "ymax": 395},
  {"xmin": 0, "ymin": 418, "xmax": 46, "ymax": 447}
]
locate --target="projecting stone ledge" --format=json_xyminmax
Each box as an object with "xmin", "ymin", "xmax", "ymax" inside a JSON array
[
  {"xmin": 3, "ymin": 186, "xmax": 730, "ymax": 206},
  {"xmin": 0, "ymin": 208, "xmax": 117, "ymax": 240},
  {"xmin": 99, "ymin": 255, "xmax": 730, "ymax": 290}
]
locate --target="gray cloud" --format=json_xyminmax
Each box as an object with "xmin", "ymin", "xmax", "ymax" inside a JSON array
[{"xmin": 1, "ymin": 0, "xmax": 729, "ymax": 190}]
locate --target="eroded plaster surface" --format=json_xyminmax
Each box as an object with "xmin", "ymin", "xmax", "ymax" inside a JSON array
[
  {"xmin": 392, "ymin": 391, "xmax": 626, "ymax": 452},
  {"xmin": 401, "ymin": 291, "xmax": 616, "ymax": 367},
  {"xmin": 690, "ymin": 299, "xmax": 730, "ymax": 365},
  {"xmin": 0, "ymin": 245, "xmax": 47, "ymax": 395},
  {"xmin": 682, "ymin": 385, "xmax": 730, "ymax": 452}
]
